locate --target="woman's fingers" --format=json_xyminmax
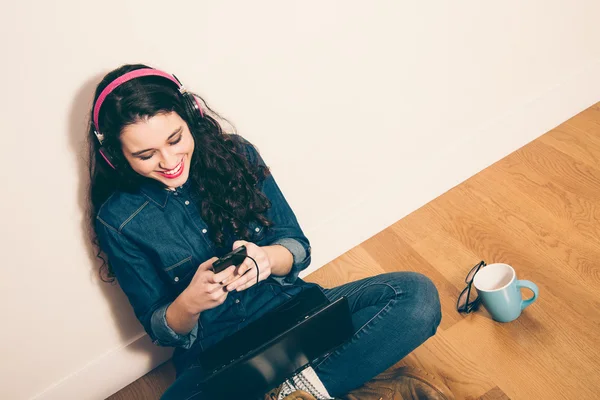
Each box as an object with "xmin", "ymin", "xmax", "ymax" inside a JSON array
[
  {"xmin": 231, "ymin": 261, "xmax": 272, "ymax": 292},
  {"xmin": 207, "ymin": 282, "xmax": 227, "ymax": 294},
  {"xmin": 211, "ymin": 265, "xmax": 236, "ymax": 284},
  {"xmin": 235, "ymin": 268, "xmax": 270, "ymax": 292},
  {"xmin": 227, "ymin": 259, "xmax": 258, "ymax": 292},
  {"xmin": 232, "ymin": 240, "xmax": 248, "ymax": 251}
]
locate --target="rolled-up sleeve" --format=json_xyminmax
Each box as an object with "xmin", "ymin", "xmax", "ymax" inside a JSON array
[
  {"xmin": 270, "ymin": 237, "xmax": 308, "ymax": 267},
  {"xmin": 268, "ymin": 233, "xmax": 311, "ymax": 285},
  {"xmin": 150, "ymin": 303, "xmax": 198, "ymax": 349},
  {"xmin": 96, "ymin": 219, "xmax": 198, "ymax": 348}
]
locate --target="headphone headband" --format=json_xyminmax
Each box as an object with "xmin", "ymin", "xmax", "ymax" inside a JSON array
[{"xmin": 93, "ymin": 68, "xmax": 189, "ymax": 134}]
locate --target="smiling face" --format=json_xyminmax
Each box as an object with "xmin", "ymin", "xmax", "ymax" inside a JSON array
[{"xmin": 120, "ymin": 111, "xmax": 195, "ymax": 188}]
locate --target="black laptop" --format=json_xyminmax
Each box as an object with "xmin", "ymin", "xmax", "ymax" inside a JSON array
[{"xmin": 198, "ymin": 286, "xmax": 353, "ymax": 399}]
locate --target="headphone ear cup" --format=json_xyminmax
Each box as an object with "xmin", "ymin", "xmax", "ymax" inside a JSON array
[
  {"xmin": 182, "ymin": 93, "xmax": 203, "ymax": 128},
  {"xmin": 99, "ymin": 147, "xmax": 117, "ymax": 170}
]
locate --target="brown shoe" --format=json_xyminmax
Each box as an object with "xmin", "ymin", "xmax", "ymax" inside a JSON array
[
  {"xmin": 344, "ymin": 367, "xmax": 455, "ymax": 400},
  {"xmin": 264, "ymin": 387, "xmax": 318, "ymax": 400}
]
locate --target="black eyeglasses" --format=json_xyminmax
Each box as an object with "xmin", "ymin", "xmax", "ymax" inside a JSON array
[{"xmin": 456, "ymin": 260, "xmax": 486, "ymax": 313}]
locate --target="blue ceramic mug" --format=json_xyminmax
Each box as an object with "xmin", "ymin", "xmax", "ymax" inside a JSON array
[{"xmin": 473, "ymin": 263, "xmax": 539, "ymax": 322}]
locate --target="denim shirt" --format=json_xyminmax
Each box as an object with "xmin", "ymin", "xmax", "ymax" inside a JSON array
[{"xmin": 95, "ymin": 137, "xmax": 313, "ymax": 374}]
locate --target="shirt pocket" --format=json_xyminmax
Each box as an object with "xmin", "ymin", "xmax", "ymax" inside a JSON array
[{"xmin": 161, "ymin": 255, "xmax": 195, "ymax": 286}]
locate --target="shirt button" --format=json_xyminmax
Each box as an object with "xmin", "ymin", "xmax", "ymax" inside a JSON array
[
  {"xmin": 255, "ymin": 227, "xmax": 260, "ymax": 232},
  {"xmin": 202, "ymin": 228, "xmax": 207, "ymax": 234},
  {"xmin": 185, "ymin": 200, "xmax": 190, "ymax": 205},
  {"xmin": 174, "ymin": 277, "xmax": 179, "ymax": 282},
  {"xmin": 235, "ymin": 299, "xmax": 240, "ymax": 304},
  {"xmin": 173, "ymin": 192, "xmax": 178, "ymax": 196}
]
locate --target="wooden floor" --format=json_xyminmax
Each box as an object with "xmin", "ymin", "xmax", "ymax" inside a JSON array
[{"xmin": 108, "ymin": 103, "xmax": 600, "ymax": 400}]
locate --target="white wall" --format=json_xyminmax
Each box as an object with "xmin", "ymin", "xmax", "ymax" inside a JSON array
[{"xmin": 1, "ymin": 1, "xmax": 599, "ymax": 399}]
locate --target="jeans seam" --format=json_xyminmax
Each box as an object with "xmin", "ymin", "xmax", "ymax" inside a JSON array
[
  {"xmin": 331, "ymin": 281, "xmax": 399, "ymax": 303},
  {"xmin": 182, "ymin": 391, "xmax": 203, "ymax": 400},
  {"xmin": 312, "ymin": 295, "xmax": 396, "ymax": 370}
]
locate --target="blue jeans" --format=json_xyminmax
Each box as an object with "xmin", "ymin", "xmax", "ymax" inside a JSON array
[{"xmin": 161, "ymin": 272, "xmax": 441, "ymax": 399}]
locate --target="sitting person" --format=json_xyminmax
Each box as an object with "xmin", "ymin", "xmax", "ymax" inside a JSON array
[{"xmin": 86, "ymin": 64, "xmax": 453, "ymax": 399}]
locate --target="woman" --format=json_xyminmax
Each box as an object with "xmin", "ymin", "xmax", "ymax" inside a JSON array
[{"xmin": 88, "ymin": 64, "xmax": 450, "ymax": 400}]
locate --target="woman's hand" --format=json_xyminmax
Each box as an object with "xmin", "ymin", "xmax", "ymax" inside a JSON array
[
  {"xmin": 225, "ymin": 240, "xmax": 272, "ymax": 292},
  {"xmin": 179, "ymin": 257, "xmax": 238, "ymax": 315}
]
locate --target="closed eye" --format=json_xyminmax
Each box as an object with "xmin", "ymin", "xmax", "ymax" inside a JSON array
[
  {"xmin": 138, "ymin": 153, "xmax": 154, "ymax": 161},
  {"xmin": 169, "ymin": 134, "xmax": 183, "ymax": 146}
]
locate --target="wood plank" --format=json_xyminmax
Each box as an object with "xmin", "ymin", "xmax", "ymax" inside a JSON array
[
  {"xmin": 396, "ymin": 333, "xmax": 497, "ymax": 399},
  {"xmin": 478, "ymin": 386, "xmax": 510, "ymax": 400},
  {"xmin": 444, "ymin": 314, "xmax": 599, "ymax": 400},
  {"xmin": 540, "ymin": 125, "xmax": 600, "ymax": 168},
  {"xmin": 490, "ymin": 150, "xmax": 600, "ymax": 244},
  {"xmin": 564, "ymin": 107, "xmax": 600, "ymax": 140},
  {"xmin": 463, "ymin": 175, "xmax": 600, "ymax": 289},
  {"xmin": 513, "ymin": 140, "xmax": 600, "ymax": 201}
]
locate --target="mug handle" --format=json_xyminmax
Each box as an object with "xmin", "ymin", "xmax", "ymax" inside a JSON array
[{"xmin": 517, "ymin": 280, "xmax": 539, "ymax": 310}]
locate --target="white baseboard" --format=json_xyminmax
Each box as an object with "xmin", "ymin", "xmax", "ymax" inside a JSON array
[{"xmin": 32, "ymin": 58, "xmax": 600, "ymax": 400}]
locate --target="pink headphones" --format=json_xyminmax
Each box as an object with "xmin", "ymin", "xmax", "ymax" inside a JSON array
[{"xmin": 93, "ymin": 68, "xmax": 204, "ymax": 169}]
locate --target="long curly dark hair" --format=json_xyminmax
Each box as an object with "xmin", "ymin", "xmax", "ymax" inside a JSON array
[{"xmin": 87, "ymin": 64, "xmax": 273, "ymax": 281}]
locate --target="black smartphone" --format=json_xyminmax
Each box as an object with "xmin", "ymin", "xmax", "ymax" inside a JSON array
[{"xmin": 212, "ymin": 246, "xmax": 247, "ymax": 274}]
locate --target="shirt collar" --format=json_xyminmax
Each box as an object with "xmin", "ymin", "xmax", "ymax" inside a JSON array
[
  {"xmin": 140, "ymin": 181, "xmax": 170, "ymax": 208},
  {"xmin": 139, "ymin": 179, "xmax": 194, "ymax": 208}
]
